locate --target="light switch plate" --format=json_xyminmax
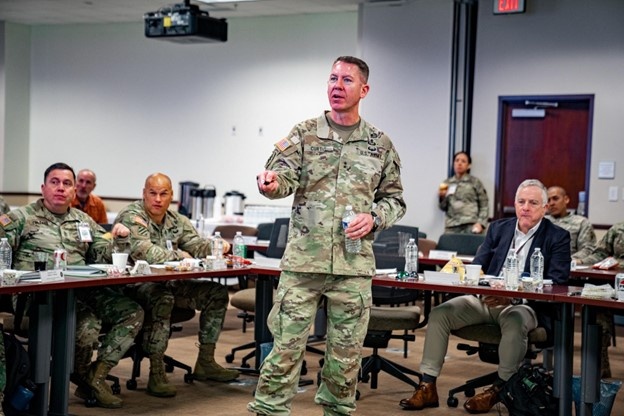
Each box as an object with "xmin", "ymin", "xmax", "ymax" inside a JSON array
[{"xmin": 608, "ymin": 186, "xmax": 618, "ymax": 201}]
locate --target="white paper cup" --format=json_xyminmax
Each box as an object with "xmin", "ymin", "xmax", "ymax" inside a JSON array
[
  {"xmin": 465, "ymin": 264, "xmax": 482, "ymax": 286},
  {"xmin": 112, "ymin": 253, "xmax": 129, "ymax": 270},
  {"xmin": 1, "ymin": 269, "xmax": 18, "ymax": 286}
]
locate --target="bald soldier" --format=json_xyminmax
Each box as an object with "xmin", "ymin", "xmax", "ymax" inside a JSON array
[
  {"xmin": 114, "ymin": 173, "xmax": 238, "ymax": 398},
  {"xmin": 71, "ymin": 169, "xmax": 108, "ymax": 224}
]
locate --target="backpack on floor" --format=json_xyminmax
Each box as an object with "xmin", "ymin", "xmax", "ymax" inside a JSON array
[
  {"xmin": 2, "ymin": 331, "xmax": 34, "ymax": 416},
  {"xmin": 498, "ymin": 364, "xmax": 558, "ymax": 416}
]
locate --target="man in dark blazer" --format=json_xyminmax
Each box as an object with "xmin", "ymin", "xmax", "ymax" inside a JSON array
[{"xmin": 400, "ymin": 179, "xmax": 570, "ymax": 414}]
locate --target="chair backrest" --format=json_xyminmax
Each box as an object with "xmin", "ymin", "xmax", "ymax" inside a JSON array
[
  {"xmin": 256, "ymin": 222, "xmax": 274, "ymax": 240},
  {"xmin": 436, "ymin": 233, "xmax": 485, "ymax": 255},
  {"xmin": 418, "ymin": 238, "xmax": 437, "ymax": 257},
  {"xmin": 265, "ymin": 218, "xmax": 289, "ymax": 259},
  {"xmin": 372, "ymin": 225, "xmax": 419, "ymax": 269},
  {"xmin": 213, "ymin": 224, "xmax": 258, "ymax": 239}
]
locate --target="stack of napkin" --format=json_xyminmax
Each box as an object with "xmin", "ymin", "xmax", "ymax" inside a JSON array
[{"xmin": 580, "ymin": 283, "xmax": 615, "ymax": 299}]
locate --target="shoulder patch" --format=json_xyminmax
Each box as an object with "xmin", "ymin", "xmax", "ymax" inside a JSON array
[
  {"xmin": 275, "ymin": 137, "xmax": 292, "ymax": 152},
  {"xmin": 0, "ymin": 214, "xmax": 12, "ymax": 227},
  {"xmin": 134, "ymin": 216, "xmax": 148, "ymax": 228}
]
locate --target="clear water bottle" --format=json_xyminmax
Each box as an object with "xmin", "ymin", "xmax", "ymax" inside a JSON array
[
  {"xmin": 0, "ymin": 237, "xmax": 12, "ymax": 270},
  {"xmin": 404, "ymin": 238, "xmax": 418, "ymax": 277},
  {"xmin": 530, "ymin": 247, "xmax": 544, "ymax": 290},
  {"xmin": 232, "ymin": 231, "xmax": 247, "ymax": 269},
  {"xmin": 211, "ymin": 231, "xmax": 226, "ymax": 269},
  {"xmin": 342, "ymin": 205, "xmax": 361, "ymax": 254},
  {"xmin": 504, "ymin": 249, "xmax": 519, "ymax": 291}
]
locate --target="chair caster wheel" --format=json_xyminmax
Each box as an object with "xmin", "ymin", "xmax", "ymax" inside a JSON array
[
  {"xmin": 111, "ymin": 384, "xmax": 121, "ymax": 395},
  {"xmin": 465, "ymin": 388, "xmax": 475, "ymax": 397},
  {"xmin": 126, "ymin": 379, "xmax": 137, "ymax": 390},
  {"xmin": 241, "ymin": 362, "xmax": 251, "ymax": 369},
  {"xmin": 165, "ymin": 363, "xmax": 174, "ymax": 372},
  {"xmin": 225, "ymin": 354, "xmax": 235, "ymax": 363},
  {"xmin": 184, "ymin": 373, "xmax": 194, "ymax": 384},
  {"xmin": 447, "ymin": 396, "xmax": 459, "ymax": 407}
]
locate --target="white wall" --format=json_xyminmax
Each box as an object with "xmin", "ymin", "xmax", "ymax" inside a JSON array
[
  {"xmin": 2, "ymin": 0, "xmax": 624, "ymax": 240},
  {"xmin": 19, "ymin": 13, "xmax": 358, "ymax": 205}
]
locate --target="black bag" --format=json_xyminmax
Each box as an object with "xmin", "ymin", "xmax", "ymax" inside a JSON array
[
  {"xmin": 499, "ymin": 364, "xmax": 558, "ymax": 416},
  {"xmin": 2, "ymin": 331, "xmax": 34, "ymax": 416}
]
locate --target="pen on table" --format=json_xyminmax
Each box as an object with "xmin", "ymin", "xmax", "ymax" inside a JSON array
[{"xmin": 568, "ymin": 291, "xmax": 582, "ymax": 296}]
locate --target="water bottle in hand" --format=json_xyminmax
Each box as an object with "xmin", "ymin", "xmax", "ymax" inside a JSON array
[{"xmin": 342, "ymin": 205, "xmax": 361, "ymax": 254}]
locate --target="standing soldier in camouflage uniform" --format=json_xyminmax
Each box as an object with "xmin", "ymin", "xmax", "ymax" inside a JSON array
[
  {"xmin": 114, "ymin": 173, "xmax": 238, "ymax": 398},
  {"xmin": 438, "ymin": 151, "xmax": 489, "ymax": 234},
  {"xmin": 0, "ymin": 196, "xmax": 9, "ymax": 215},
  {"xmin": 0, "ymin": 163, "xmax": 144, "ymax": 409},
  {"xmin": 576, "ymin": 220, "xmax": 624, "ymax": 378},
  {"xmin": 248, "ymin": 56, "xmax": 406, "ymax": 416}
]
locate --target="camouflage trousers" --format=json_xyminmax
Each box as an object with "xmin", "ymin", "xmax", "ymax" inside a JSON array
[
  {"xmin": 124, "ymin": 279, "xmax": 229, "ymax": 357},
  {"xmin": 248, "ymin": 271, "xmax": 372, "ymax": 416},
  {"xmin": 74, "ymin": 287, "xmax": 144, "ymax": 376}
]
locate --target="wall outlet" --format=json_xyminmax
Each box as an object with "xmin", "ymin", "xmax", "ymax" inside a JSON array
[{"xmin": 608, "ymin": 186, "xmax": 618, "ymax": 201}]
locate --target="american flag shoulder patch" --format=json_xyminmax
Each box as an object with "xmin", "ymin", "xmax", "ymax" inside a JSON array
[
  {"xmin": 134, "ymin": 216, "xmax": 148, "ymax": 228},
  {"xmin": 275, "ymin": 137, "xmax": 291, "ymax": 152},
  {"xmin": 0, "ymin": 214, "xmax": 11, "ymax": 227}
]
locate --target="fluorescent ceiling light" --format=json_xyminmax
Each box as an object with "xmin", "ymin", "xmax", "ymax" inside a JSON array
[{"xmin": 197, "ymin": 0, "xmax": 258, "ymax": 3}]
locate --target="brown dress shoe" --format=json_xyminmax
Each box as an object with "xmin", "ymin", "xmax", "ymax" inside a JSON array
[
  {"xmin": 399, "ymin": 382, "xmax": 439, "ymax": 411},
  {"xmin": 463, "ymin": 384, "xmax": 502, "ymax": 414}
]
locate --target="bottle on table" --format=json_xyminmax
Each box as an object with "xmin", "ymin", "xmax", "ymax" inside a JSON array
[
  {"xmin": 342, "ymin": 205, "xmax": 361, "ymax": 254},
  {"xmin": 0, "ymin": 237, "xmax": 12, "ymax": 270},
  {"xmin": 211, "ymin": 231, "xmax": 226, "ymax": 269},
  {"xmin": 530, "ymin": 247, "xmax": 544, "ymax": 290},
  {"xmin": 232, "ymin": 231, "xmax": 247, "ymax": 269},
  {"xmin": 404, "ymin": 238, "xmax": 418, "ymax": 277},
  {"xmin": 504, "ymin": 249, "xmax": 519, "ymax": 291}
]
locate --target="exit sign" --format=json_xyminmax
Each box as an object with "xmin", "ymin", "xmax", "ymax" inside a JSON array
[{"xmin": 493, "ymin": 0, "xmax": 526, "ymax": 14}]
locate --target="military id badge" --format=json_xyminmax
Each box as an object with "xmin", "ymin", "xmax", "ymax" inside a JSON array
[
  {"xmin": 78, "ymin": 222, "xmax": 93, "ymax": 242},
  {"xmin": 447, "ymin": 184, "xmax": 457, "ymax": 195}
]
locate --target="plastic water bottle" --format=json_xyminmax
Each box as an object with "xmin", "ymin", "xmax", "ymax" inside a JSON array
[
  {"xmin": 0, "ymin": 237, "xmax": 12, "ymax": 270},
  {"xmin": 530, "ymin": 247, "xmax": 544, "ymax": 290},
  {"xmin": 232, "ymin": 231, "xmax": 247, "ymax": 269},
  {"xmin": 504, "ymin": 249, "xmax": 519, "ymax": 291},
  {"xmin": 404, "ymin": 238, "xmax": 418, "ymax": 277},
  {"xmin": 211, "ymin": 231, "xmax": 226, "ymax": 269},
  {"xmin": 342, "ymin": 205, "xmax": 361, "ymax": 254}
]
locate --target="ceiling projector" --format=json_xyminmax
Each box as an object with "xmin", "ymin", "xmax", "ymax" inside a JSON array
[{"xmin": 144, "ymin": 1, "xmax": 227, "ymax": 44}]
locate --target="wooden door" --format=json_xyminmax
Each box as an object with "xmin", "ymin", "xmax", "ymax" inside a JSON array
[{"xmin": 494, "ymin": 95, "xmax": 593, "ymax": 219}]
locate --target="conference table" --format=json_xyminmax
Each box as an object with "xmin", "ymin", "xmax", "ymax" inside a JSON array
[
  {"xmin": 247, "ymin": 265, "xmax": 624, "ymax": 416},
  {"xmin": 6, "ymin": 267, "xmax": 248, "ymax": 416}
]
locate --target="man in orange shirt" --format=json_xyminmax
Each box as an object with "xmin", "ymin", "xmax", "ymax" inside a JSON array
[{"xmin": 71, "ymin": 169, "xmax": 108, "ymax": 224}]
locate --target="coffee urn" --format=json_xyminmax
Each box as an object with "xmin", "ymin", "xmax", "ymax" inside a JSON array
[
  {"xmin": 224, "ymin": 191, "xmax": 246, "ymax": 216},
  {"xmin": 178, "ymin": 181, "xmax": 199, "ymax": 218},
  {"xmin": 190, "ymin": 188, "xmax": 204, "ymax": 221},
  {"xmin": 202, "ymin": 186, "xmax": 217, "ymax": 219}
]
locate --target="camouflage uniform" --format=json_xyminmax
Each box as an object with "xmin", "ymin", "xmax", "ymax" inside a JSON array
[
  {"xmin": 546, "ymin": 213, "xmax": 596, "ymax": 260},
  {"xmin": 0, "ymin": 199, "xmax": 144, "ymax": 375},
  {"xmin": 581, "ymin": 221, "xmax": 624, "ymax": 267},
  {"xmin": 248, "ymin": 112, "xmax": 406, "ymax": 416},
  {"xmin": 114, "ymin": 201, "xmax": 229, "ymax": 356},
  {"xmin": 438, "ymin": 174, "xmax": 489, "ymax": 234},
  {"xmin": 0, "ymin": 330, "xmax": 4, "ymax": 410},
  {"xmin": 0, "ymin": 196, "xmax": 9, "ymax": 215},
  {"xmin": 575, "ymin": 220, "xmax": 623, "ymax": 378}
]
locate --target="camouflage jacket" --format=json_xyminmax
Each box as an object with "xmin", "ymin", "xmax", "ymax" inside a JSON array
[
  {"xmin": 0, "ymin": 199, "xmax": 112, "ymax": 270},
  {"xmin": 438, "ymin": 173, "xmax": 489, "ymax": 228},
  {"xmin": 261, "ymin": 112, "xmax": 406, "ymax": 276},
  {"xmin": 546, "ymin": 213, "xmax": 596, "ymax": 260},
  {"xmin": 114, "ymin": 200, "xmax": 212, "ymax": 264},
  {"xmin": 0, "ymin": 196, "xmax": 9, "ymax": 215},
  {"xmin": 582, "ymin": 221, "xmax": 624, "ymax": 268}
]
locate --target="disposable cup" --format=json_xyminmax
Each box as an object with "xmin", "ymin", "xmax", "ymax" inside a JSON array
[{"xmin": 112, "ymin": 253, "xmax": 129, "ymax": 270}]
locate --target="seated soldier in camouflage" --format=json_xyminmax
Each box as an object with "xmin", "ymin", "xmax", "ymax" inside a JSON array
[
  {"xmin": 114, "ymin": 173, "xmax": 238, "ymax": 398},
  {"xmin": 0, "ymin": 162, "xmax": 144, "ymax": 409}
]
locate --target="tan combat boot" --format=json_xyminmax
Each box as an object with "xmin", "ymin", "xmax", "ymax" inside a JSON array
[
  {"xmin": 193, "ymin": 343, "xmax": 239, "ymax": 382},
  {"xmin": 73, "ymin": 345, "xmax": 96, "ymax": 400},
  {"xmin": 86, "ymin": 361, "xmax": 123, "ymax": 408},
  {"xmin": 147, "ymin": 355, "xmax": 177, "ymax": 397}
]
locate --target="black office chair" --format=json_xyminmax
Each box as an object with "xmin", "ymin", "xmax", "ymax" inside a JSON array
[
  {"xmin": 436, "ymin": 233, "xmax": 485, "ymax": 256},
  {"xmin": 124, "ymin": 307, "xmax": 197, "ymax": 390},
  {"xmin": 226, "ymin": 218, "xmax": 290, "ymax": 368}
]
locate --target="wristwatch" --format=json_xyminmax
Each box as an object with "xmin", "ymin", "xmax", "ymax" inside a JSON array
[{"xmin": 371, "ymin": 211, "xmax": 382, "ymax": 232}]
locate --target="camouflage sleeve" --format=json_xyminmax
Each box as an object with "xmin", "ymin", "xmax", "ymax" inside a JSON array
[
  {"xmin": 176, "ymin": 216, "xmax": 212, "ymax": 258},
  {"xmin": 262, "ymin": 127, "xmax": 303, "ymax": 200},
  {"xmin": 571, "ymin": 218, "xmax": 597, "ymax": 260},
  {"xmin": 84, "ymin": 215, "xmax": 114, "ymax": 264},
  {"xmin": 437, "ymin": 180, "xmax": 450, "ymax": 212},
  {"xmin": 372, "ymin": 143, "xmax": 406, "ymax": 230},
  {"xmin": 474, "ymin": 177, "xmax": 490, "ymax": 226},
  {"xmin": 0, "ymin": 210, "xmax": 26, "ymax": 251},
  {"xmin": 0, "ymin": 196, "xmax": 9, "ymax": 215},
  {"xmin": 582, "ymin": 225, "xmax": 622, "ymax": 266},
  {"xmin": 116, "ymin": 210, "xmax": 184, "ymax": 264}
]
